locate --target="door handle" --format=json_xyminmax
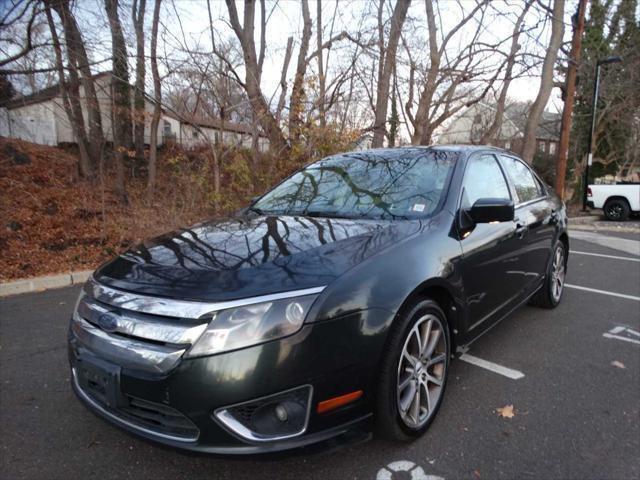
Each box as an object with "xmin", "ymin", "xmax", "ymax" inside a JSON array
[
  {"xmin": 514, "ymin": 219, "xmax": 527, "ymax": 238},
  {"xmin": 549, "ymin": 209, "xmax": 559, "ymax": 224}
]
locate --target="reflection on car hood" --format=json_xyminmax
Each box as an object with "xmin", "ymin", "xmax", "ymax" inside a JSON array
[{"xmin": 95, "ymin": 215, "xmax": 423, "ymax": 302}]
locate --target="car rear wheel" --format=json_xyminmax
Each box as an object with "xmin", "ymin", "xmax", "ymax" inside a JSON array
[
  {"xmin": 376, "ymin": 299, "xmax": 450, "ymax": 441},
  {"xmin": 530, "ymin": 241, "xmax": 566, "ymax": 309},
  {"xmin": 603, "ymin": 198, "xmax": 630, "ymax": 221}
]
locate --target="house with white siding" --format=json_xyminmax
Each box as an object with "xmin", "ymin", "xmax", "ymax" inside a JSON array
[
  {"xmin": 436, "ymin": 102, "xmax": 560, "ymax": 156},
  {"xmin": 0, "ymin": 71, "xmax": 269, "ymax": 151}
]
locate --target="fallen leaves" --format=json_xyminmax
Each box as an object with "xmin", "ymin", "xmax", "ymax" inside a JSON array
[
  {"xmin": 496, "ymin": 404, "xmax": 515, "ymax": 419},
  {"xmin": 611, "ymin": 360, "xmax": 626, "ymax": 369}
]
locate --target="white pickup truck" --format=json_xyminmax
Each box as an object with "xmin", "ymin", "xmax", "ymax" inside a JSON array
[{"xmin": 587, "ymin": 183, "xmax": 640, "ymax": 220}]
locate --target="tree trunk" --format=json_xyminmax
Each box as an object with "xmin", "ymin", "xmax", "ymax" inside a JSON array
[
  {"xmin": 520, "ymin": 0, "xmax": 565, "ymax": 163},
  {"xmin": 45, "ymin": 3, "xmax": 93, "ymax": 179},
  {"xmin": 371, "ymin": 0, "xmax": 410, "ymax": 148},
  {"xmin": 52, "ymin": 0, "xmax": 104, "ymax": 170},
  {"xmin": 288, "ymin": 0, "xmax": 313, "ymax": 143},
  {"xmin": 316, "ymin": 0, "xmax": 326, "ymax": 128},
  {"xmin": 147, "ymin": 0, "xmax": 162, "ymax": 203},
  {"xmin": 132, "ymin": 0, "xmax": 146, "ymax": 163},
  {"xmin": 105, "ymin": 0, "xmax": 131, "ymax": 202},
  {"xmin": 555, "ymin": 0, "xmax": 586, "ymax": 199}
]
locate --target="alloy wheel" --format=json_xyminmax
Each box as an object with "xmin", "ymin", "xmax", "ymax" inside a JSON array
[
  {"xmin": 606, "ymin": 203, "xmax": 623, "ymax": 220},
  {"xmin": 396, "ymin": 314, "xmax": 447, "ymax": 429},
  {"xmin": 550, "ymin": 245, "xmax": 566, "ymax": 302}
]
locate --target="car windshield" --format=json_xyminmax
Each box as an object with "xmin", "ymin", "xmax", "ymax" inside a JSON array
[{"xmin": 252, "ymin": 149, "xmax": 458, "ymax": 220}]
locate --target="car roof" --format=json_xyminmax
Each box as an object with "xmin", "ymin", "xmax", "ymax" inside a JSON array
[{"xmin": 346, "ymin": 145, "xmax": 513, "ymax": 157}]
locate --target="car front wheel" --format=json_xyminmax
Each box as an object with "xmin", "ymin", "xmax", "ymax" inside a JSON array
[
  {"xmin": 376, "ymin": 299, "xmax": 450, "ymax": 441},
  {"xmin": 530, "ymin": 241, "xmax": 566, "ymax": 309}
]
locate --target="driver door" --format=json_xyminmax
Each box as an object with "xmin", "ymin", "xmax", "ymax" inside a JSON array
[{"xmin": 458, "ymin": 153, "xmax": 525, "ymax": 334}]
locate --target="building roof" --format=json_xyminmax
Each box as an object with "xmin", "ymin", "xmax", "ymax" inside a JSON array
[
  {"xmin": 1, "ymin": 71, "xmax": 113, "ymax": 110},
  {"xmin": 503, "ymin": 102, "xmax": 561, "ymax": 140},
  {"xmin": 164, "ymin": 111, "xmax": 266, "ymax": 137},
  {"xmin": 2, "ymin": 72, "xmax": 266, "ymax": 139}
]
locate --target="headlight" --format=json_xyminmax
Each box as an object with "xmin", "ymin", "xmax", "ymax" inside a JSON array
[{"xmin": 185, "ymin": 294, "xmax": 319, "ymax": 358}]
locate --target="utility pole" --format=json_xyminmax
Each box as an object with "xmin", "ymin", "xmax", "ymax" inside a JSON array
[{"xmin": 555, "ymin": 0, "xmax": 586, "ymax": 201}]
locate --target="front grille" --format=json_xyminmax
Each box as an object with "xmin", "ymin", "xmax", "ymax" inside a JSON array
[
  {"xmin": 71, "ymin": 279, "xmax": 210, "ymax": 375},
  {"xmin": 119, "ymin": 396, "xmax": 199, "ymax": 440}
]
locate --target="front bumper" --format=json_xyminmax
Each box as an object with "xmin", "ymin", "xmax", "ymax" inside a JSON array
[{"xmin": 68, "ymin": 309, "xmax": 389, "ymax": 454}]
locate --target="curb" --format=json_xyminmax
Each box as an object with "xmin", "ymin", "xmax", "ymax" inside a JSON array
[
  {"xmin": 568, "ymin": 215, "xmax": 602, "ymax": 224},
  {"xmin": 570, "ymin": 224, "xmax": 640, "ymax": 234},
  {"xmin": 0, "ymin": 270, "xmax": 93, "ymax": 297}
]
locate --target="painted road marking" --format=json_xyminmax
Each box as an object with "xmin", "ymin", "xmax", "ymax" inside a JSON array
[
  {"xmin": 565, "ymin": 284, "xmax": 640, "ymax": 302},
  {"xmin": 570, "ymin": 230, "xmax": 640, "ymax": 256},
  {"xmin": 376, "ymin": 460, "xmax": 444, "ymax": 480},
  {"xmin": 571, "ymin": 250, "xmax": 640, "ymax": 262},
  {"xmin": 458, "ymin": 353, "xmax": 525, "ymax": 380},
  {"xmin": 603, "ymin": 326, "xmax": 640, "ymax": 346}
]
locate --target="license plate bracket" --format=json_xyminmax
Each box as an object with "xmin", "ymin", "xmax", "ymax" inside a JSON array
[{"xmin": 76, "ymin": 353, "xmax": 126, "ymax": 409}]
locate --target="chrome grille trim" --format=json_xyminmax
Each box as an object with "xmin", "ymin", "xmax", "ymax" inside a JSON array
[
  {"xmin": 86, "ymin": 277, "xmax": 326, "ymax": 319},
  {"xmin": 71, "ymin": 314, "xmax": 186, "ymax": 374},
  {"xmin": 78, "ymin": 296, "xmax": 207, "ymax": 345}
]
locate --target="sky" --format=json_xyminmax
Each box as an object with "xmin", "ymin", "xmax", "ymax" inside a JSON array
[{"xmin": 2, "ymin": 0, "xmax": 578, "ymax": 124}]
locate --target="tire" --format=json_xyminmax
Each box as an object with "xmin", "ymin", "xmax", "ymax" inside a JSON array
[
  {"xmin": 529, "ymin": 241, "xmax": 566, "ymax": 309},
  {"xmin": 603, "ymin": 198, "xmax": 630, "ymax": 221},
  {"xmin": 376, "ymin": 299, "xmax": 450, "ymax": 441}
]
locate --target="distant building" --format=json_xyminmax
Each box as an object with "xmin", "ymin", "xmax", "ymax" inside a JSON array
[
  {"xmin": 0, "ymin": 71, "xmax": 269, "ymax": 151},
  {"xmin": 436, "ymin": 102, "xmax": 561, "ymax": 155}
]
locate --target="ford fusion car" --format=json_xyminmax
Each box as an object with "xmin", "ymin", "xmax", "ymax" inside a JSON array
[{"xmin": 68, "ymin": 146, "xmax": 568, "ymax": 454}]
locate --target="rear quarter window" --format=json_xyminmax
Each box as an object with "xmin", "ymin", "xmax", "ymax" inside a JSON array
[{"xmin": 501, "ymin": 156, "xmax": 543, "ymax": 203}]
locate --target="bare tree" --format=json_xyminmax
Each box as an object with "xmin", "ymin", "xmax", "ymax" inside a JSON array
[
  {"xmin": 408, "ymin": 0, "xmax": 492, "ymax": 145},
  {"xmin": 316, "ymin": 0, "xmax": 325, "ymax": 128},
  {"xmin": 132, "ymin": 0, "xmax": 146, "ymax": 162},
  {"xmin": 371, "ymin": 0, "xmax": 410, "ymax": 148},
  {"xmin": 51, "ymin": 0, "xmax": 105, "ymax": 170},
  {"xmin": 288, "ymin": 0, "xmax": 313, "ymax": 142},
  {"xmin": 224, "ymin": 0, "xmax": 289, "ymax": 153},
  {"xmin": 105, "ymin": 0, "xmax": 131, "ymax": 202},
  {"xmin": 44, "ymin": 3, "xmax": 92, "ymax": 178},
  {"xmin": 147, "ymin": 0, "xmax": 162, "ymax": 202},
  {"xmin": 0, "ymin": 1, "xmax": 38, "ymax": 68},
  {"xmin": 520, "ymin": 0, "xmax": 565, "ymax": 163},
  {"xmin": 480, "ymin": 0, "xmax": 534, "ymax": 145}
]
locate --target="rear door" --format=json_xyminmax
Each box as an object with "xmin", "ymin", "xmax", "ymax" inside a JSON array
[
  {"xmin": 458, "ymin": 153, "xmax": 524, "ymax": 333},
  {"xmin": 499, "ymin": 155, "xmax": 556, "ymax": 294}
]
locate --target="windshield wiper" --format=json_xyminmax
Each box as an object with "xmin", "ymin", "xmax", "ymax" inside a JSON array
[
  {"xmin": 247, "ymin": 206, "xmax": 266, "ymax": 215},
  {"xmin": 303, "ymin": 210, "xmax": 356, "ymax": 219}
]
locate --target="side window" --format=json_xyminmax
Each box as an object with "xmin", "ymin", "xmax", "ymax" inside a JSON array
[
  {"xmin": 501, "ymin": 156, "xmax": 541, "ymax": 204},
  {"xmin": 461, "ymin": 155, "xmax": 511, "ymax": 208}
]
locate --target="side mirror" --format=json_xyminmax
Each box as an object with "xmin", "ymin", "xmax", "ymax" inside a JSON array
[{"xmin": 469, "ymin": 198, "xmax": 514, "ymax": 223}]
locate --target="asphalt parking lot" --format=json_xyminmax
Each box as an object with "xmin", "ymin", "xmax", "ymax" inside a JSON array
[{"xmin": 1, "ymin": 229, "xmax": 639, "ymax": 480}]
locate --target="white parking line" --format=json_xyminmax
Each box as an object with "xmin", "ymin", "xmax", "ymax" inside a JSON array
[
  {"xmin": 570, "ymin": 250, "xmax": 640, "ymax": 262},
  {"xmin": 458, "ymin": 353, "xmax": 525, "ymax": 380},
  {"xmin": 603, "ymin": 326, "xmax": 640, "ymax": 346},
  {"xmin": 565, "ymin": 283, "xmax": 640, "ymax": 301}
]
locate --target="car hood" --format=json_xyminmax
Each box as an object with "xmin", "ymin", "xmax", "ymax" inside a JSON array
[{"xmin": 94, "ymin": 215, "xmax": 420, "ymax": 302}]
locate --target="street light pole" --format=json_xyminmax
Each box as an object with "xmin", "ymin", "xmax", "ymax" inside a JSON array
[{"xmin": 582, "ymin": 56, "xmax": 622, "ymax": 211}]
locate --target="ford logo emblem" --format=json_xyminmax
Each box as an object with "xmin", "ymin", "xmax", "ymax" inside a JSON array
[{"xmin": 96, "ymin": 312, "xmax": 119, "ymax": 332}]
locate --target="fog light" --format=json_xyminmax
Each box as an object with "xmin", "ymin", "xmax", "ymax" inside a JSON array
[
  {"xmin": 213, "ymin": 385, "xmax": 312, "ymax": 442},
  {"xmin": 275, "ymin": 404, "xmax": 288, "ymax": 422}
]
